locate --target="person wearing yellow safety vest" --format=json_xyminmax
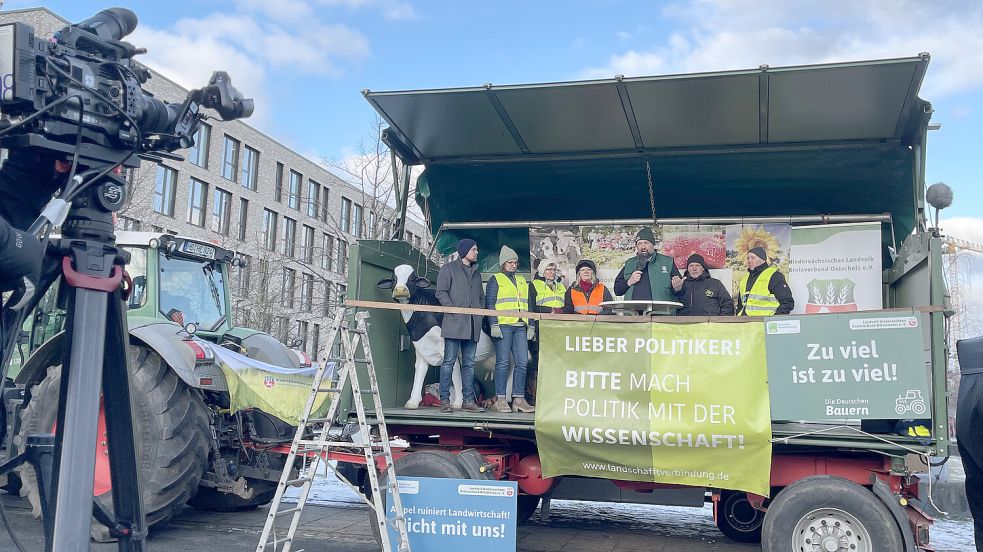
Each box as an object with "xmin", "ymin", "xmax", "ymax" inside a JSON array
[
  {"xmin": 484, "ymin": 246, "xmax": 535, "ymax": 413},
  {"xmin": 735, "ymin": 246, "xmax": 794, "ymax": 316},
  {"xmin": 525, "ymin": 262, "xmax": 566, "ymax": 404}
]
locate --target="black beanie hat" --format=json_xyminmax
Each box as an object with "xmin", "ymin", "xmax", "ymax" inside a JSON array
[
  {"xmin": 575, "ymin": 259, "xmax": 597, "ymax": 273},
  {"xmin": 748, "ymin": 246, "xmax": 767, "ymax": 262},
  {"xmin": 686, "ymin": 253, "xmax": 708, "ymax": 269},
  {"xmin": 457, "ymin": 238, "xmax": 477, "ymax": 259}
]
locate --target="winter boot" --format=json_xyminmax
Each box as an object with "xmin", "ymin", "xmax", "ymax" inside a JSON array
[
  {"xmin": 494, "ymin": 397, "xmax": 512, "ymax": 413},
  {"xmin": 512, "ymin": 397, "xmax": 535, "ymax": 413}
]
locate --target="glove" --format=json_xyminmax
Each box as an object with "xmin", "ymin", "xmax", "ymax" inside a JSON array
[
  {"xmin": 527, "ymin": 325, "xmax": 536, "ymax": 341},
  {"xmin": 490, "ymin": 324, "xmax": 503, "ymax": 339},
  {"xmin": 0, "ymin": 219, "xmax": 43, "ymax": 294}
]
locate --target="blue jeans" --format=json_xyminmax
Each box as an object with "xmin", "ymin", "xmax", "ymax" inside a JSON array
[
  {"xmin": 440, "ymin": 338, "xmax": 477, "ymax": 403},
  {"xmin": 493, "ymin": 324, "xmax": 528, "ymax": 398}
]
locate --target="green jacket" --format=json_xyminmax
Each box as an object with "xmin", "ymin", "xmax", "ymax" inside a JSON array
[{"xmin": 617, "ymin": 253, "xmax": 678, "ymax": 302}]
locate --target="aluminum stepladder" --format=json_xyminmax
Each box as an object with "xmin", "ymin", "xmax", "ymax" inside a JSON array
[{"xmin": 256, "ymin": 307, "xmax": 411, "ymax": 552}]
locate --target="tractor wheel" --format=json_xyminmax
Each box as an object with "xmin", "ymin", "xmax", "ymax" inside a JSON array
[
  {"xmin": 14, "ymin": 345, "xmax": 210, "ymax": 540},
  {"xmin": 761, "ymin": 476, "xmax": 903, "ymax": 552},
  {"xmin": 188, "ymin": 481, "xmax": 277, "ymax": 512}
]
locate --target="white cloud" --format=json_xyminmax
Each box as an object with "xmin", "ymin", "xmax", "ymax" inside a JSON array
[
  {"xmin": 581, "ymin": 0, "xmax": 983, "ymax": 99},
  {"xmin": 316, "ymin": 0, "xmax": 418, "ymax": 20},
  {"xmin": 941, "ymin": 216, "xmax": 983, "ymax": 244}
]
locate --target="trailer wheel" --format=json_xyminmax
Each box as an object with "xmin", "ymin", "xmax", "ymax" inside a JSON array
[
  {"xmin": 15, "ymin": 346, "xmax": 210, "ymax": 540},
  {"xmin": 517, "ymin": 495, "xmax": 541, "ymax": 524},
  {"xmin": 715, "ymin": 490, "xmax": 765, "ymax": 543},
  {"xmin": 761, "ymin": 476, "xmax": 903, "ymax": 552},
  {"xmin": 368, "ymin": 450, "xmax": 470, "ymax": 545}
]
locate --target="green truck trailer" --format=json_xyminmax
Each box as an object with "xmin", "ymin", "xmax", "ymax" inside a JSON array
[{"xmin": 331, "ymin": 54, "xmax": 949, "ymax": 551}]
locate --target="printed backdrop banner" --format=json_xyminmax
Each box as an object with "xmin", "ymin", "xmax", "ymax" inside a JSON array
[
  {"xmin": 789, "ymin": 223, "xmax": 883, "ymax": 314},
  {"xmin": 535, "ymin": 320, "xmax": 772, "ymax": 496}
]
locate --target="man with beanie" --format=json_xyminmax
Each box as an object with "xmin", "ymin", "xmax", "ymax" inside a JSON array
[
  {"xmin": 614, "ymin": 226, "xmax": 681, "ymax": 304},
  {"xmin": 435, "ymin": 238, "xmax": 486, "ymax": 413},
  {"xmin": 674, "ymin": 254, "xmax": 735, "ymax": 316},
  {"xmin": 485, "ymin": 246, "xmax": 535, "ymax": 413},
  {"xmin": 735, "ymin": 246, "xmax": 794, "ymax": 316},
  {"xmin": 563, "ymin": 259, "xmax": 614, "ymax": 315}
]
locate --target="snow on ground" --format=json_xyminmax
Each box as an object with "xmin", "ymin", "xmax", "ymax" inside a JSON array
[{"xmin": 284, "ymin": 465, "xmax": 975, "ymax": 550}]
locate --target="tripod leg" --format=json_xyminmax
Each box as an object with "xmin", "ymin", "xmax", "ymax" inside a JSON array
[
  {"xmin": 48, "ymin": 286, "xmax": 110, "ymax": 552},
  {"xmin": 101, "ymin": 288, "xmax": 146, "ymax": 551}
]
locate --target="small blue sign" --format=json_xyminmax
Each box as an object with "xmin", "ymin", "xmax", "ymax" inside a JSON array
[{"xmin": 385, "ymin": 476, "xmax": 518, "ymax": 551}]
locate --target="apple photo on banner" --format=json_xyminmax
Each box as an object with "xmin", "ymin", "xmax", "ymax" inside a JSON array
[{"xmin": 660, "ymin": 225, "xmax": 727, "ymax": 270}]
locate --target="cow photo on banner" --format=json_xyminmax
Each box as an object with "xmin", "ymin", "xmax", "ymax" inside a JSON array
[{"xmin": 530, "ymin": 225, "xmax": 646, "ymax": 296}]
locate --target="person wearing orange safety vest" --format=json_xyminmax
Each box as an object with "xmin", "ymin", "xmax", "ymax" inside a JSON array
[
  {"xmin": 485, "ymin": 246, "xmax": 535, "ymax": 413},
  {"xmin": 736, "ymin": 246, "xmax": 794, "ymax": 316},
  {"xmin": 562, "ymin": 259, "xmax": 613, "ymax": 315}
]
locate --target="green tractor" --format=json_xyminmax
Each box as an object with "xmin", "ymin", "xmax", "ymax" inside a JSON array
[{"xmin": 1, "ymin": 231, "xmax": 318, "ymax": 539}]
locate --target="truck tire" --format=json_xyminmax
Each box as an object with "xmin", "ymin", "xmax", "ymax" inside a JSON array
[
  {"xmin": 715, "ymin": 490, "xmax": 765, "ymax": 543},
  {"xmin": 187, "ymin": 481, "xmax": 277, "ymax": 512},
  {"xmin": 368, "ymin": 450, "xmax": 470, "ymax": 545},
  {"xmin": 14, "ymin": 346, "xmax": 210, "ymax": 539},
  {"xmin": 761, "ymin": 476, "xmax": 903, "ymax": 552}
]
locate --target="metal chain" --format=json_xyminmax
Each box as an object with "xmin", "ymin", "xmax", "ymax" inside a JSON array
[{"xmin": 645, "ymin": 160, "xmax": 657, "ymax": 224}]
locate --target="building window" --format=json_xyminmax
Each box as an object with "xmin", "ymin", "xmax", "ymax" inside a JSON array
[
  {"xmin": 188, "ymin": 123, "xmax": 210, "ymax": 168},
  {"xmin": 321, "ymin": 234, "xmax": 334, "ymax": 271},
  {"xmin": 288, "ymin": 170, "xmax": 301, "ymax": 210},
  {"xmin": 414, "ymin": 235, "xmax": 423, "ymax": 249},
  {"xmin": 301, "ymin": 273, "xmax": 314, "ymax": 313},
  {"xmin": 338, "ymin": 284, "xmax": 347, "ymax": 305},
  {"xmin": 118, "ymin": 216, "xmax": 141, "ymax": 231},
  {"xmin": 237, "ymin": 198, "xmax": 248, "ymax": 241},
  {"xmin": 368, "ymin": 211, "xmax": 377, "ymax": 237},
  {"xmin": 301, "ymin": 225, "xmax": 315, "ymax": 264},
  {"xmin": 312, "ymin": 323, "xmax": 321, "ymax": 360},
  {"xmin": 340, "ymin": 198, "xmax": 352, "ymax": 235},
  {"xmin": 282, "ymin": 217, "xmax": 297, "ymax": 258},
  {"xmin": 153, "ymin": 165, "xmax": 176, "ymax": 216},
  {"xmin": 274, "ymin": 162, "xmax": 284, "ymax": 202},
  {"xmin": 337, "ymin": 240, "xmax": 348, "ymax": 274},
  {"xmin": 237, "ymin": 254, "xmax": 251, "ymax": 294},
  {"xmin": 211, "ymin": 188, "xmax": 232, "ymax": 235},
  {"xmin": 221, "ymin": 136, "xmax": 240, "ymax": 182},
  {"xmin": 297, "ymin": 320, "xmax": 309, "ymax": 352},
  {"xmin": 240, "ymin": 145, "xmax": 258, "ymax": 190},
  {"xmin": 276, "ymin": 316, "xmax": 289, "ymax": 341},
  {"xmin": 352, "ymin": 203, "xmax": 363, "ymax": 238},
  {"xmin": 320, "ymin": 187, "xmax": 330, "ymax": 223},
  {"xmin": 262, "ymin": 209, "xmax": 278, "ymax": 251},
  {"xmin": 306, "ymin": 179, "xmax": 319, "ymax": 218},
  {"xmin": 282, "ymin": 268, "xmax": 296, "ymax": 308},
  {"xmin": 322, "ymin": 282, "xmax": 333, "ymax": 315},
  {"xmin": 186, "ymin": 178, "xmax": 207, "ymax": 227}
]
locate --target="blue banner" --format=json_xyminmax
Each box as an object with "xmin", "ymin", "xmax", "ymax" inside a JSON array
[{"xmin": 385, "ymin": 476, "xmax": 517, "ymax": 551}]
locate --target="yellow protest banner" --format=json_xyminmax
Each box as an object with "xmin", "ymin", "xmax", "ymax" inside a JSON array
[{"xmin": 535, "ymin": 320, "xmax": 772, "ymax": 496}]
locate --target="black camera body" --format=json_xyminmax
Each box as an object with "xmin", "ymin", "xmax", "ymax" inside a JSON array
[{"xmin": 0, "ymin": 8, "xmax": 253, "ymax": 167}]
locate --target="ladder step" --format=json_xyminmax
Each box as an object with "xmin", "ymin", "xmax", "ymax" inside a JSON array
[
  {"xmin": 274, "ymin": 507, "xmax": 302, "ymax": 517},
  {"xmin": 315, "ymin": 387, "xmax": 342, "ymax": 393},
  {"xmin": 305, "ymin": 417, "xmax": 333, "ymax": 424},
  {"xmin": 285, "ymin": 476, "xmax": 314, "ymax": 486}
]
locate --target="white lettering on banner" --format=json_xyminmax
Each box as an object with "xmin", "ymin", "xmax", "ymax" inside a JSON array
[
  {"xmin": 560, "ymin": 426, "xmax": 746, "ymax": 449},
  {"xmin": 564, "ymin": 370, "xmax": 622, "ymax": 390},
  {"xmin": 562, "ymin": 335, "xmax": 744, "ymax": 356},
  {"xmin": 629, "ymin": 373, "xmax": 691, "ymax": 392}
]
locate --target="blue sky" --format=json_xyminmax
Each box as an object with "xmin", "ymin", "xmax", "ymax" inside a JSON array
[{"xmin": 8, "ymin": 1, "xmax": 983, "ymax": 230}]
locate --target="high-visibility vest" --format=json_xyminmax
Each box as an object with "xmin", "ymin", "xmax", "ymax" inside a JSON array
[
  {"xmin": 532, "ymin": 279, "xmax": 565, "ymax": 309},
  {"xmin": 738, "ymin": 265, "xmax": 781, "ymax": 316},
  {"xmin": 570, "ymin": 283, "xmax": 607, "ymax": 315},
  {"xmin": 493, "ymin": 273, "xmax": 529, "ymax": 325}
]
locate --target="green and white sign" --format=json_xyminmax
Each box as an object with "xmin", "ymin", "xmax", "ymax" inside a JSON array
[
  {"xmin": 535, "ymin": 320, "xmax": 773, "ymax": 496},
  {"xmin": 765, "ymin": 312, "xmax": 930, "ymax": 420}
]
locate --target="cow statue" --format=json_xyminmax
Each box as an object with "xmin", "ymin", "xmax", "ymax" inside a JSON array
[{"xmin": 377, "ymin": 264, "xmax": 500, "ymax": 409}]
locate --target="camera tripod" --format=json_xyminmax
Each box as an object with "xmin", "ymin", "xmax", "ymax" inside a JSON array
[{"xmin": 0, "ymin": 170, "xmax": 146, "ymax": 552}]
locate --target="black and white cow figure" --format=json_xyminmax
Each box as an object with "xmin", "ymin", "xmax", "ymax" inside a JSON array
[{"xmin": 377, "ymin": 264, "xmax": 499, "ymax": 410}]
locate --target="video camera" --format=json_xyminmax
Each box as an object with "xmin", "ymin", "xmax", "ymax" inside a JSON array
[{"xmin": 0, "ymin": 7, "xmax": 253, "ymax": 168}]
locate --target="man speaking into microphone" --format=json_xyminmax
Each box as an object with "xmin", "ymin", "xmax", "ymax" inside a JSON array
[{"xmin": 614, "ymin": 227, "xmax": 681, "ymax": 304}]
